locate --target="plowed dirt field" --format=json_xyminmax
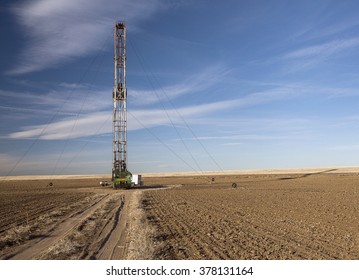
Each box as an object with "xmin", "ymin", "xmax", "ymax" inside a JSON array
[
  {"xmin": 1, "ymin": 170, "xmax": 359, "ymax": 260},
  {"xmin": 143, "ymin": 172, "xmax": 359, "ymax": 260}
]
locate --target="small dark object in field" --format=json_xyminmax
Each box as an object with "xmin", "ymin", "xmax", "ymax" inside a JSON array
[
  {"xmin": 211, "ymin": 177, "xmax": 215, "ymax": 182},
  {"xmin": 232, "ymin": 182, "xmax": 237, "ymax": 188},
  {"xmin": 48, "ymin": 182, "xmax": 53, "ymax": 187}
]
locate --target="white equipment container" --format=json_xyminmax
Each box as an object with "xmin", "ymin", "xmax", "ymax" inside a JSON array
[{"xmin": 131, "ymin": 174, "xmax": 143, "ymax": 186}]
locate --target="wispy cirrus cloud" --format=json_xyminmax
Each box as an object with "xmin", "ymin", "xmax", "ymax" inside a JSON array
[
  {"xmin": 289, "ymin": 14, "xmax": 359, "ymax": 44},
  {"xmin": 0, "ymin": 87, "xmax": 112, "ymax": 115},
  {"xmin": 283, "ymin": 37, "xmax": 359, "ymax": 60},
  {"xmin": 173, "ymin": 116, "xmax": 313, "ymax": 145},
  {"xmin": 278, "ymin": 37, "xmax": 359, "ymax": 73},
  {"xmin": 8, "ymin": 0, "xmax": 163, "ymax": 74},
  {"xmin": 7, "ymin": 86, "xmax": 299, "ymax": 140},
  {"xmin": 268, "ymin": 36, "xmax": 359, "ymax": 73},
  {"xmin": 8, "ymin": 74, "xmax": 359, "ymax": 141},
  {"xmin": 7, "ymin": 102, "xmax": 237, "ymax": 140},
  {"xmin": 130, "ymin": 65, "xmax": 229, "ymax": 105},
  {"xmin": 8, "ymin": 111, "xmax": 111, "ymax": 140}
]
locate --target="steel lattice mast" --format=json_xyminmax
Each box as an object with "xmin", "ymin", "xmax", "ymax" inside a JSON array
[{"xmin": 112, "ymin": 22, "xmax": 128, "ymax": 182}]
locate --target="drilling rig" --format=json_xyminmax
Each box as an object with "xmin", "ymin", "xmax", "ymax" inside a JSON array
[{"xmin": 112, "ymin": 22, "xmax": 132, "ymax": 188}]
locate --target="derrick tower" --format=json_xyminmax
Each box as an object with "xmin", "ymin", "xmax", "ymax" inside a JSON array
[{"xmin": 112, "ymin": 22, "xmax": 131, "ymax": 187}]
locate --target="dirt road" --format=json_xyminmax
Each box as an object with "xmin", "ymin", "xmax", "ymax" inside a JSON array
[
  {"xmin": 2, "ymin": 169, "xmax": 359, "ymax": 260},
  {"xmin": 0, "ymin": 178, "xmax": 143, "ymax": 260}
]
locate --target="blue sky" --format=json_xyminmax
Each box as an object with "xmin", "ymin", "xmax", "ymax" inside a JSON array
[{"xmin": 1, "ymin": 0, "xmax": 359, "ymax": 175}]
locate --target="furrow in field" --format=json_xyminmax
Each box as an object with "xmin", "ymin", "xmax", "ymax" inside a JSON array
[
  {"xmin": 4, "ymin": 194, "xmax": 109, "ymax": 260},
  {"xmin": 144, "ymin": 178, "xmax": 359, "ymax": 260}
]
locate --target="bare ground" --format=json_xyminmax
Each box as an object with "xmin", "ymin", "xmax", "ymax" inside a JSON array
[
  {"xmin": 2, "ymin": 168, "xmax": 359, "ymax": 260},
  {"xmin": 0, "ymin": 177, "xmax": 153, "ymax": 260},
  {"xmin": 142, "ymin": 171, "xmax": 359, "ymax": 260}
]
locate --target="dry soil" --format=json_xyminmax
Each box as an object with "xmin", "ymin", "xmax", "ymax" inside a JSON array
[{"xmin": 1, "ymin": 168, "xmax": 359, "ymax": 260}]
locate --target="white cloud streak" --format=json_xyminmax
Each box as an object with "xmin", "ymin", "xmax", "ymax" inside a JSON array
[
  {"xmin": 130, "ymin": 65, "xmax": 229, "ymax": 105},
  {"xmin": 8, "ymin": 102, "xmax": 232, "ymax": 140},
  {"xmin": 8, "ymin": 73, "xmax": 359, "ymax": 142},
  {"xmin": 275, "ymin": 36, "xmax": 359, "ymax": 72},
  {"xmin": 8, "ymin": 112, "xmax": 110, "ymax": 140},
  {"xmin": 290, "ymin": 17, "xmax": 359, "ymax": 43},
  {"xmin": 7, "ymin": 86, "xmax": 298, "ymax": 140},
  {"xmin": 9, "ymin": 0, "xmax": 163, "ymax": 74},
  {"xmin": 283, "ymin": 37, "xmax": 359, "ymax": 59},
  {"xmin": 0, "ymin": 87, "xmax": 111, "ymax": 114}
]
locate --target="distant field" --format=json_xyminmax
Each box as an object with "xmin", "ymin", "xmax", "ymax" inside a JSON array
[
  {"xmin": 142, "ymin": 166, "xmax": 359, "ymax": 177},
  {"xmin": 1, "ymin": 167, "xmax": 359, "ymax": 259},
  {"xmin": 2, "ymin": 166, "xmax": 359, "ymax": 181},
  {"xmin": 143, "ymin": 170, "xmax": 359, "ymax": 259}
]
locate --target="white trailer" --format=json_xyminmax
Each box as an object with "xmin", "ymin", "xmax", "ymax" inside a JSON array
[{"xmin": 131, "ymin": 174, "xmax": 143, "ymax": 186}]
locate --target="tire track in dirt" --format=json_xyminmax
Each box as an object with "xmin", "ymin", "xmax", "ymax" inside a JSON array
[
  {"xmin": 95, "ymin": 192, "xmax": 132, "ymax": 260},
  {"xmin": 2, "ymin": 188, "xmax": 148, "ymax": 260},
  {"xmin": 54, "ymin": 192, "xmax": 126, "ymax": 260},
  {"xmin": 0, "ymin": 178, "xmax": 150, "ymax": 260},
  {"xmin": 83, "ymin": 194, "xmax": 125, "ymax": 259},
  {"xmin": 6, "ymin": 194, "xmax": 109, "ymax": 260}
]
